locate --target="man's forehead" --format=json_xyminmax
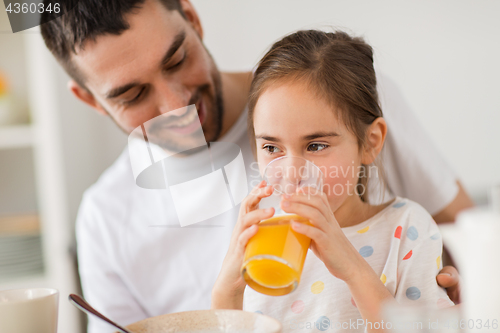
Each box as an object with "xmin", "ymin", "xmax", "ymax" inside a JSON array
[{"xmin": 71, "ymin": 0, "xmax": 185, "ymax": 93}]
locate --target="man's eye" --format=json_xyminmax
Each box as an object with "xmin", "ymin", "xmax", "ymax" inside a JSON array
[
  {"xmin": 124, "ymin": 87, "xmax": 145, "ymax": 105},
  {"xmin": 169, "ymin": 53, "xmax": 186, "ymax": 70},
  {"xmin": 307, "ymin": 143, "xmax": 329, "ymax": 152},
  {"xmin": 263, "ymin": 145, "xmax": 281, "ymax": 154}
]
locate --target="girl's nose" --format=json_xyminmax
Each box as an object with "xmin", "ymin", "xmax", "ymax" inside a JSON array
[{"xmin": 280, "ymin": 156, "xmax": 310, "ymax": 195}]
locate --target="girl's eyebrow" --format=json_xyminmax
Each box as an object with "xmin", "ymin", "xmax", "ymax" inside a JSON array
[
  {"xmin": 255, "ymin": 131, "xmax": 339, "ymax": 142},
  {"xmin": 302, "ymin": 131, "xmax": 340, "ymax": 140},
  {"xmin": 255, "ymin": 135, "xmax": 281, "ymax": 142}
]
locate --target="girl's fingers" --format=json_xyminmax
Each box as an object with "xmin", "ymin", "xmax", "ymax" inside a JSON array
[
  {"xmin": 240, "ymin": 208, "xmax": 274, "ymax": 229},
  {"xmin": 241, "ymin": 183, "xmax": 274, "ymax": 214},
  {"xmin": 253, "ymin": 180, "xmax": 266, "ymax": 191},
  {"xmin": 232, "ymin": 206, "xmax": 273, "ymax": 245},
  {"xmin": 281, "ymin": 199, "xmax": 330, "ymax": 231},
  {"xmin": 291, "ymin": 221, "xmax": 325, "ymax": 244},
  {"xmin": 295, "ymin": 187, "xmax": 332, "ymax": 215},
  {"xmin": 283, "ymin": 190, "xmax": 333, "ymax": 222},
  {"xmin": 236, "ymin": 224, "xmax": 259, "ymax": 253}
]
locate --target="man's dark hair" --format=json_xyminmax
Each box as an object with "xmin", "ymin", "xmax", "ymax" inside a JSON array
[{"xmin": 40, "ymin": 0, "xmax": 184, "ymax": 87}]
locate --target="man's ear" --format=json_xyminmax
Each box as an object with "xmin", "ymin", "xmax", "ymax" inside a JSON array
[
  {"xmin": 361, "ymin": 117, "xmax": 387, "ymax": 165},
  {"xmin": 179, "ymin": 0, "xmax": 203, "ymax": 39},
  {"xmin": 68, "ymin": 80, "xmax": 108, "ymax": 116}
]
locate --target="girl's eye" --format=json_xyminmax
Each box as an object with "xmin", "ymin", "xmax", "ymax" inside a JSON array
[
  {"xmin": 263, "ymin": 145, "xmax": 281, "ymax": 154},
  {"xmin": 307, "ymin": 143, "xmax": 329, "ymax": 152}
]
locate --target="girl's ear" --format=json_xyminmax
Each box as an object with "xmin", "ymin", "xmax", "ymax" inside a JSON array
[{"xmin": 361, "ymin": 117, "xmax": 387, "ymax": 165}]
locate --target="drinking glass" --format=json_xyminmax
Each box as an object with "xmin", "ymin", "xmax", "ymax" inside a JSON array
[{"xmin": 241, "ymin": 156, "xmax": 323, "ymax": 296}]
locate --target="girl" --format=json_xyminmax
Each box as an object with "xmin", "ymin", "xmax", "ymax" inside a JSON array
[{"xmin": 211, "ymin": 30, "xmax": 453, "ymax": 332}]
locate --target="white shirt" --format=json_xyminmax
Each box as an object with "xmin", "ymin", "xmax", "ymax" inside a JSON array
[
  {"xmin": 76, "ymin": 74, "xmax": 459, "ymax": 332},
  {"xmin": 242, "ymin": 197, "xmax": 454, "ymax": 333}
]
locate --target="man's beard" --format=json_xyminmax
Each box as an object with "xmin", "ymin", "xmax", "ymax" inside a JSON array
[{"xmin": 147, "ymin": 74, "xmax": 224, "ymax": 154}]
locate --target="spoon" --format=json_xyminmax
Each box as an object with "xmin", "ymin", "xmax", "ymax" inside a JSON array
[{"xmin": 68, "ymin": 294, "xmax": 134, "ymax": 333}]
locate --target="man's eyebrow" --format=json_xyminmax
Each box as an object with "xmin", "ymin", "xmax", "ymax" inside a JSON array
[
  {"xmin": 104, "ymin": 31, "xmax": 186, "ymax": 99},
  {"xmin": 106, "ymin": 82, "xmax": 141, "ymax": 99},
  {"xmin": 161, "ymin": 30, "xmax": 186, "ymax": 67}
]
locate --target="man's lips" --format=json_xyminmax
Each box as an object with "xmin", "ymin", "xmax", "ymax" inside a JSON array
[{"xmin": 165, "ymin": 100, "xmax": 206, "ymax": 135}]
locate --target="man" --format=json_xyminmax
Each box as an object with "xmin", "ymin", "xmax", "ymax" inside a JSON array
[{"xmin": 41, "ymin": 0, "xmax": 471, "ymax": 331}]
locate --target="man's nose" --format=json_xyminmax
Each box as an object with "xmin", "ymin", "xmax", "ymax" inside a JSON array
[{"xmin": 156, "ymin": 80, "xmax": 192, "ymax": 114}]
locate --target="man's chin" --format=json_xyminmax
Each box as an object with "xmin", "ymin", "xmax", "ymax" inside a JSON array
[
  {"xmin": 151, "ymin": 129, "xmax": 209, "ymax": 155},
  {"xmin": 169, "ymin": 145, "xmax": 208, "ymax": 157}
]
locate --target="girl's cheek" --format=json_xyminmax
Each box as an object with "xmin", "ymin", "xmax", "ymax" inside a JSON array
[
  {"xmin": 322, "ymin": 166, "xmax": 359, "ymax": 199},
  {"xmin": 323, "ymin": 176, "xmax": 347, "ymax": 198}
]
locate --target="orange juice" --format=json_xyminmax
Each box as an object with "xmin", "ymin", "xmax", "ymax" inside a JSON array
[{"xmin": 241, "ymin": 214, "xmax": 311, "ymax": 296}]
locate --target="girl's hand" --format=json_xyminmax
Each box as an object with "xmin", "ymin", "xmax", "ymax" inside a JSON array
[
  {"xmin": 282, "ymin": 188, "xmax": 363, "ymax": 282},
  {"xmin": 283, "ymin": 188, "xmax": 395, "ymax": 332},
  {"xmin": 211, "ymin": 180, "xmax": 275, "ymax": 309}
]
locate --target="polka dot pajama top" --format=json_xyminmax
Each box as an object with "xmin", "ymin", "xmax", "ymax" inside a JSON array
[{"xmin": 243, "ymin": 197, "xmax": 454, "ymax": 332}]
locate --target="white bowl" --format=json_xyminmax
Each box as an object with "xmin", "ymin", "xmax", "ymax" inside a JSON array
[{"xmin": 124, "ymin": 309, "xmax": 282, "ymax": 333}]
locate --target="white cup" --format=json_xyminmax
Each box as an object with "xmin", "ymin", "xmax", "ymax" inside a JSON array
[{"xmin": 0, "ymin": 288, "xmax": 59, "ymax": 333}]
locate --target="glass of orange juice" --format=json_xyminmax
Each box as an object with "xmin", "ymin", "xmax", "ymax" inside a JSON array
[{"xmin": 241, "ymin": 156, "xmax": 323, "ymax": 296}]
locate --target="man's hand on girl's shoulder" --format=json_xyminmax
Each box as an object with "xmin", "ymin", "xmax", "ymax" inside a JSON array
[{"xmin": 437, "ymin": 266, "xmax": 461, "ymax": 304}]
